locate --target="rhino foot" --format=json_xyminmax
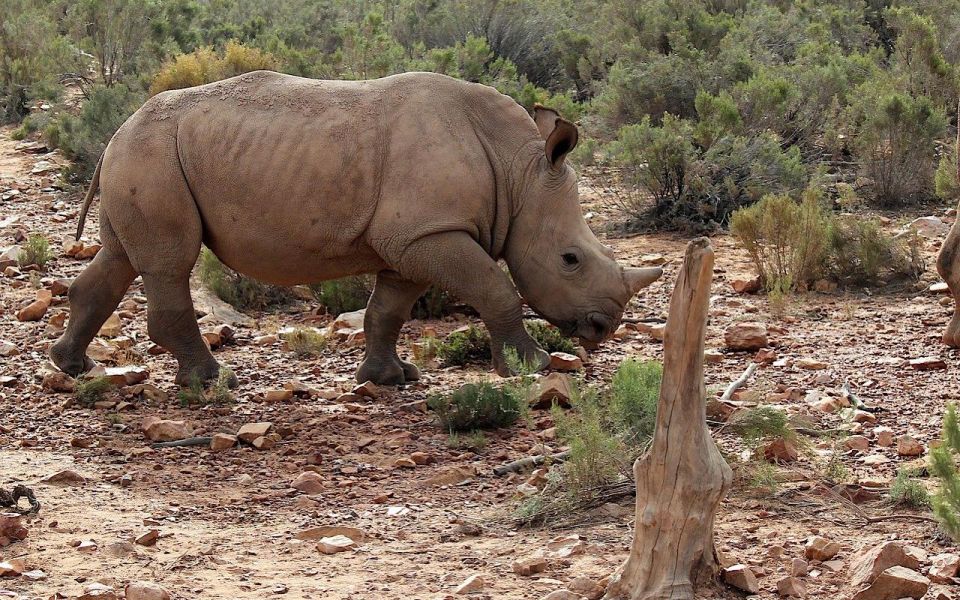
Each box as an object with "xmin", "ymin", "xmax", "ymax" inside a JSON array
[
  {"xmin": 50, "ymin": 341, "xmax": 96, "ymax": 377},
  {"xmin": 175, "ymin": 360, "xmax": 238, "ymax": 388},
  {"xmin": 356, "ymin": 356, "xmax": 420, "ymax": 385}
]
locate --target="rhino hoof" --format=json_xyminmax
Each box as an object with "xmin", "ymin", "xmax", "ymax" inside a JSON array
[{"xmin": 356, "ymin": 358, "xmax": 414, "ymax": 386}]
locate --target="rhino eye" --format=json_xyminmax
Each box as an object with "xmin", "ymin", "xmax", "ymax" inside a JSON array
[{"xmin": 562, "ymin": 253, "xmax": 579, "ymax": 267}]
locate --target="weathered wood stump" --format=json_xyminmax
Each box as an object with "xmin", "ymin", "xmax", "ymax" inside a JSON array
[{"xmin": 604, "ymin": 238, "xmax": 732, "ymax": 600}]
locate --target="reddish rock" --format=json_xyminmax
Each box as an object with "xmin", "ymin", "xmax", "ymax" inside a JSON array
[
  {"xmin": 776, "ymin": 577, "xmax": 806, "ymax": 597},
  {"xmin": 237, "ymin": 422, "xmax": 272, "ymax": 444},
  {"xmin": 849, "ymin": 541, "xmax": 921, "ymax": 587},
  {"xmin": 291, "ymin": 471, "xmax": 324, "ymax": 494},
  {"xmin": 16, "ymin": 299, "xmax": 48, "ymax": 321},
  {"xmin": 141, "ymin": 418, "xmax": 191, "ymax": 442},
  {"xmin": 549, "ymin": 351, "xmax": 582, "ymax": 371},
  {"xmin": 529, "ymin": 372, "xmax": 574, "ymax": 408},
  {"xmin": 724, "ymin": 322, "xmax": 768, "ymax": 351},
  {"xmin": 805, "ymin": 536, "xmax": 841, "ymax": 561},
  {"xmin": 512, "ymin": 555, "xmax": 548, "ymax": 576},
  {"xmin": 851, "ymin": 566, "xmax": 929, "ymax": 600},
  {"xmin": 909, "ymin": 357, "xmax": 946, "ymax": 371},
  {"xmin": 764, "ymin": 437, "xmax": 799, "ymax": 462},
  {"xmin": 209, "ymin": 433, "xmax": 237, "ymax": 451},
  {"xmin": 723, "ymin": 564, "xmax": 759, "ymax": 593},
  {"xmin": 930, "ymin": 553, "xmax": 960, "ymax": 583},
  {"xmin": 125, "ymin": 581, "xmax": 171, "ymax": 600},
  {"xmin": 0, "ymin": 513, "xmax": 28, "ymax": 547}
]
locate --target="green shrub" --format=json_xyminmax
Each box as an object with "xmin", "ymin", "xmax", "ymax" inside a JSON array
[
  {"xmin": 150, "ymin": 41, "xmax": 278, "ymax": 96},
  {"xmin": 555, "ymin": 391, "xmax": 626, "ymax": 491},
  {"xmin": 524, "ymin": 321, "xmax": 576, "ymax": 354},
  {"xmin": 447, "ymin": 430, "xmax": 488, "ymax": 452},
  {"xmin": 197, "ymin": 248, "xmax": 293, "ymax": 311},
  {"xmin": 730, "ymin": 193, "xmax": 829, "ymax": 290},
  {"xmin": 827, "ymin": 217, "xmax": 918, "ymax": 285},
  {"xmin": 935, "ymin": 145, "xmax": 959, "ymax": 204},
  {"xmin": 310, "ymin": 276, "xmax": 372, "ymax": 315},
  {"xmin": 890, "ymin": 469, "xmax": 930, "ymax": 509},
  {"xmin": 608, "ymin": 359, "xmax": 661, "ymax": 445},
  {"xmin": 428, "ymin": 381, "xmax": 522, "ymax": 432},
  {"xmin": 436, "ymin": 325, "xmax": 491, "ymax": 366},
  {"xmin": 932, "ymin": 403, "xmax": 960, "ymax": 537},
  {"xmin": 284, "ymin": 328, "xmax": 328, "ymax": 358},
  {"xmin": 75, "ymin": 376, "xmax": 114, "ymax": 407},
  {"xmin": 18, "ymin": 234, "xmax": 53, "ymax": 269},
  {"xmin": 50, "ymin": 83, "xmax": 145, "ymax": 179},
  {"xmin": 728, "ymin": 405, "xmax": 793, "ymax": 446},
  {"xmin": 177, "ymin": 369, "xmax": 235, "ymax": 406}
]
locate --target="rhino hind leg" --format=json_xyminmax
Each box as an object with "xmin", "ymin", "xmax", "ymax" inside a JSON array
[
  {"xmin": 356, "ymin": 271, "xmax": 428, "ymax": 385},
  {"xmin": 50, "ymin": 216, "xmax": 137, "ymax": 376},
  {"xmin": 938, "ymin": 218, "xmax": 960, "ymax": 347}
]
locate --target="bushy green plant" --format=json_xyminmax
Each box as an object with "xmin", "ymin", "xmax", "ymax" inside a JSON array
[
  {"xmin": 75, "ymin": 376, "xmax": 115, "ymax": 407},
  {"xmin": 932, "ymin": 403, "xmax": 960, "ymax": 537},
  {"xmin": 890, "ymin": 469, "xmax": 930, "ymax": 509},
  {"xmin": 436, "ymin": 325, "xmax": 491, "ymax": 366},
  {"xmin": 197, "ymin": 248, "xmax": 293, "ymax": 311},
  {"xmin": 827, "ymin": 217, "xmax": 918, "ymax": 285},
  {"xmin": 150, "ymin": 41, "xmax": 278, "ymax": 95},
  {"xmin": 555, "ymin": 391, "xmax": 625, "ymax": 491},
  {"xmin": 284, "ymin": 328, "xmax": 328, "ymax": 358},
  {"xmin": 309, "ymin": 276, "xmax": 372, "ymax": 315},
  {"xmin": 428, "ymin": 381, "xmax": 522, "ymax": 432},
  {"xmin": 728, "ymin": 405, "xmax": 793, "ymax": 446},
  {"xmin": 935, "ymin": 145, "xmax": 959, "ymax": 204},
  {"xmin": 49, "ymin": 83, "xmax": 145, "ymax": 179},
  {"xmin": 177, "ymin": 369, "xmax": 235, "ymax": 406},
  {"xmin": 524, "ymin": 321, "xmax": 576, "ymax": 354},
  {"xmin": 18, "ymin": 234, "xmax": 53, "ymax": 269},
  {"xmin": 607, "ymin": 359, "xmax": 661, "ymax": 445}
]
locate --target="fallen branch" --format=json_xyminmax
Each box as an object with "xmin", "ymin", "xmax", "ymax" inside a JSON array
[
  {"xmin": 719, "ymin": 362, "xmax": 758, "ymax": 403},
  {"xmin": 493, "ymin": 450, "xmax": 570, "ymax": 477},
  {"xmin": 842, "ymin": 381, "xmax": 878, "ymax": 412},
  {"xmin": 0, "ymin": 485, "xmax": 40, "ymax": 515},
  {"xmin": 150, "ymin": 437, "xmax": 212, "ymax": 449}
]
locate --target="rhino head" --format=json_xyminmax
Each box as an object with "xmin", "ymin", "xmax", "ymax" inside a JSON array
[{"xmin": 503, "ymin": 105, "xmax": 662, "ymax": 343}]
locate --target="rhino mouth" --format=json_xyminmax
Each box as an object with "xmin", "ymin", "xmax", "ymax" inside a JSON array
[{"xmin": 577, "ymin": 311, "xmax": 616, "ymax": 342}]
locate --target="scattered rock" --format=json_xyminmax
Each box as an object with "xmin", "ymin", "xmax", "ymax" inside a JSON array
[
  {"xmin": 777, "ymin": 577, "xmax": 806, "ymax": 597},
  {"xmin": 317, "ymin": 535, "xmax": 357, "ymax": 554},
  {"xmin": 549, "ymin": 352, "xmax": 583, "ymax": 371},
  {"xmin": 454, "ymin": 574, "xmax": 485, "ymax": 595},
  {"xmin": 419, "ymin": 466, "xmax": 476, "ymax": 487},
  {"xmin": 141, "ymin": 417, "xmax": 191, "ymax": 443},
  {"xmin": 0, "ymin": 341, "xmax": 18, "ymax": 357},
  {"xmin": 874, "ymin": 426, "xmax": 894, "ymax": 447},
  {"xmin": 135, "ymin": 529, "xmax": 159, "ymax": 547},
  {"xmin": 16, "ymin": 298, "xmax": 49, "ymax": 321},
  {"xmin": 731, "ymin": 277, "xmax": 762, "ymax": 294},
  {"xmin": 42, "ymin": 371, "xmax": 75, "ymax": 393},
  {"xmin": 512, "ymin": 555, "xmax": 548, "ymax": 576},
  {"xmin": 291, "ymin": 472, "xmax": 324, "ymax": 494},
  {"xmin": 906, "ymin": 215, "xmax": 949, "ymax": 238},
  {"xmin": 210, "ymin": 433, "xmax": 237, "ymax": 451},
  {"xmin": 724, "ymin": 322, "xmax": 768, "ymax": 351},
  {"xmin": 845, "ymin": 435, "xmax": 870, "ymax": 452},
  {"xmin": 723, "ymin": 564, "xmax": 760, "ymax": 594},
  {"xmin": 851, "ymin": 566, "xmax": 929, "ymax": 600},
  {"xmin": 850, "ymin": 541, "xmax": 921, "ymax": 587},
  {"xmin": 567, "ymin": 576, "xmax": 604, "ymax": 600},
  {"xmin": 237, "ymin": 422, "xmax": 272, "ymax": 444},
  {"xmin": 541, "ymin": 592, "xmax": 580, "ymax": 600},
  {"xmin": 929, "ymin": 553, "xmax": 960, "ymax": 583},
  {"xmin": 265, "ymin": 389, "xmax": 294, "ymax": 402},
  {"xmin": 296, "ymin": 526, "xmax": 366, "ymax": 543},
  {"xmin": 763, "ymin": 437, "xmax": 799, "ymax": 462},
  {"xmin": 791, "ymin": 558, "xmax": 808, "ymax": 577},
  {"xmin": 98, "ymin": 312, "xmax": 123, "ymax": 337},
  {"xmin": 909, "ymin": 357, "xmax": 946, "ymax": 371},
  {"xmin": 896, "ymin": 435, "xmax": 924, "ymax": 457},
  {"xmin": 0, "ymin": 513, "xmax": 28, "ymax": 547},
  {"xmin": 796, "ymin": 357, "xmax": 828, "ymax": 370},
  {"xmin": 124, "ymin": 581, "xmax": 171, "ymax": 600},
  {"xmin": 42, "ymin": 469, "xmax": 86, "ymax": 485},
  {"xmin": 805, "ymin": 536, "xmax": 841, "ymax": 561},
  {"xmin": 529, "ymin": 372, "xmax": 574, "ymax": 408}
]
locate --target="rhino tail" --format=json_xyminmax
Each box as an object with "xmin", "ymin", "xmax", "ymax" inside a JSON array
[{"xmin": 75, "ymin": 154, "xmax": 103, "ymax": 241}]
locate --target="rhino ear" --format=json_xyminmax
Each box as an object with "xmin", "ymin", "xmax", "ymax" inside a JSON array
[
  {"xmin": 533, "ymin": 103, "xmax": 561, "ymax": 140},
  {"xmin": 544, "ymin": 117, "xmax": 579, "ymax": 169}
]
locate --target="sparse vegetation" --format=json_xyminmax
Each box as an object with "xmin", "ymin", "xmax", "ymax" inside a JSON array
[
  {"xmin": 284, "ymin": 328, "xmax": 328, "ymax": 358},
  {"xmin": 890, "ymin": 469, "xmax": 930, "ymax": 509},
  {"xmin": 309, "ymin": 276, "xmax": 372, "ymax": 315},
  {"xmin": 447, "ymin": 430, "xmax": 488, "ymax": 452},
  {"xmin": 74, "ymin": 376, "xmax": 114, "ymax": 407},
  {"xmin": 18, "ymin": 234, "xmax": 53, "ymax": 269},
  {"xmin": 436, "ymin": 325, "xmax": 491, "ymax": 367},
  {"xmin": 728, "ymin": 405, "xmax": 795, "ymax": 447},
  {"xmin": 428, "ymin": 381, "xmax": 522, "ymax": 432},
  {"xmin": 197, "ymin": 248, "xmax": 293, "ymax": 311},
  {"xmin": 525, "ymin": 321, "xmax": 576, "ymax": 354},
  {"xmin": 932, "ymin": 404, "xmax": 960, "ymax": 537},
  {"xmin": 177, "ymin": 369, "xmax": 236, "ymax": 407},
  {"xmin": 731, "ymin": 192, "xmax": 921, "ymax": 291}
]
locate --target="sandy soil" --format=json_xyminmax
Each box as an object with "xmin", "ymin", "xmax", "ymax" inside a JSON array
[{"xmin": 0, "ymin": 125, "xmax": 955, "ymax": 599}]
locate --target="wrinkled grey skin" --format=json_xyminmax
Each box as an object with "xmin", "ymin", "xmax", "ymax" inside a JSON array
[{"xmin": 50, "ymin": 71, "xmax": 661, "ymax": 386}]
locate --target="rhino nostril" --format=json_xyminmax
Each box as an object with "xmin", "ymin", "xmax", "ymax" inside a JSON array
[{"xmin": 587, "ymin": 312, "xmax": 612, "ymax": 338}]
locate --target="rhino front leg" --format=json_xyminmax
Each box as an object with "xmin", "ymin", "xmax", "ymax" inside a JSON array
[
  {"xmin": 393, "ymin": 232, "xmax": 549, "ymax": 377},
  {"xmin": 356, "ymin": 271, "xmax": 428, "ymax": 385},
  {"xmin": 938, "ymin": 213, "xmax": 960, "ymax": 347}
]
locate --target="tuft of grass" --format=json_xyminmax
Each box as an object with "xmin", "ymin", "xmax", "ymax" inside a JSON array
[
  {"xmin": 525, "ymin": 320, "xmax": 576, "ymax": 354},
  {"xmin": 554, "ymin": 389, "xmax": 626, "ymax": 491},
  {"xmin": 890, "ymin": 470, "xmax": 930, "ymax": 509},
  {"xmin": 75, "ymin": 376, "xmax": 114, "ymax": 406},
  {"xmin": 18, "ymin": 234, "xmax": 53, "ymax": 269},
  {"xmin": 428, "ymin": 381, "xmax": 522, "ymax": 432},
  {"xmin": 411, "ymin": 336, "xmax": 441, "ymax": 369},
  {"xmin": 436, "ymin": 325, "xmax": 491, "ymax": 366},
  {"xmin": 197, "ymin": 248, "xmax": 293, "ymax": 311},
  {"xmin": 447, "ymin": 430, "xmax": 488, "ymax": 452},
  {"xmin": 747, "ymin": 462, "xmax": 781, "ymax": 493},
  {"xmin": 284, "ymin": 328, "xmax": 328, "ymax": 358},
  {"xmin": 728, "ymin": 405, "xmax": 793, "ymax": 446},
  {"xmin": 178, "ymin": 369, "xmax": 235, "ymax": 407},
  {"xmin": 607, "ymin": 359, "xmax": 661, "ymax": 445}
]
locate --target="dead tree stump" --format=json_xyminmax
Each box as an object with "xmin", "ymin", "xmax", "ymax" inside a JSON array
[{"xmin": 604, "ymin": 238, "xmax": 732, "ymax": 600}]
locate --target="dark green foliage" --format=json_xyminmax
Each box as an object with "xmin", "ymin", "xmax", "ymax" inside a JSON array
[
  {"xmin": 48, "ymin": 84, "xmax": 145, "ymax": 179},
  {"xmin": 728, "ymin": 406, "xmax": 793, "ymax": 446},
  {"xmin": 18, "ymin": 234, "xmax": 53, "ymax": 269},
  {"xmin": 75, "ymin": 376, "xmax": 114, "ymax": 407},
  {"xmin": 524, "ymin": 321, "xmax": 576, "ymax": 354},
  {"xmin": 932, "ymin": 404, "xmax": 960, "ymax": 537},
  {"xmin": 436, "ymin": 325, "xmax": 491, "ymax": 366},
  {"xmin": 177, "ymin": 369, "xmax": 235, "ymax": 407},
  {"xmin": 608, "ymin": 359, "xmax": 661, "ymax": 444},
  {"xmin": 284, "ymin": 328, "xmax": 328, "ymax": 358},
  {"xmin": 310, "ymin": 276, "xmax": 372, "ymax": 315},
  {"xmin": 890, "ymin": 469, "xmax": 930, "ymax": 509},
  {"xmin": 196, "ymin": 248, "xmax": 294, "ymax": 311},
  {"xmin": 428, "ymin": 381, "xmax": 522, "ymax": 432}
]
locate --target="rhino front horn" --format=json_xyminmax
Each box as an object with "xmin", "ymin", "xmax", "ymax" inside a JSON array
[{"xmin": 625, "ymin": 267, "xmax": 663, "ymax": 295}]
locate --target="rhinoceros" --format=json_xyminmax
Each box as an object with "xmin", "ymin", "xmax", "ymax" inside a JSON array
[{"xmin": 50, "ymin": 70, "xmax": 662, "ymax": 387}]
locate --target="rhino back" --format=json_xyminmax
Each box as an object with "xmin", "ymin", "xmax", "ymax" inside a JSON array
[{"xmin": 117, "ymin": 71, "xmax": 535, "ymax": 283}]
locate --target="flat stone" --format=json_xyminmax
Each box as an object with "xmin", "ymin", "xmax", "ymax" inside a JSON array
[
  {"xmin": 723, "ymin": 564, "xmax": 759, "ymax": 594},
  {"xmin": 851, "ymin": 566, "xmax": 929, "ymax": 600},
  {"xmin": 237, "ymin": 422, "xmax": 272, "ymax": 444}
]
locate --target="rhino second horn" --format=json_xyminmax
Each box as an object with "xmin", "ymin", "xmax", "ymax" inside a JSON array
[{"xmin": 625, "ymin": 267, "xmax": 663, "ymax": 295}]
